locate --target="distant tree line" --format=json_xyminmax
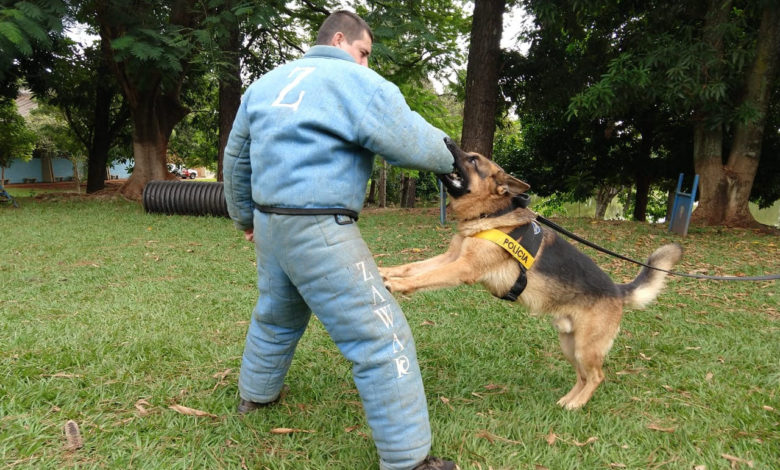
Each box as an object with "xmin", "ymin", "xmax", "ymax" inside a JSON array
[{"xmin": 1, "ymin": 0, "xmax": 777, "ymax": 226}]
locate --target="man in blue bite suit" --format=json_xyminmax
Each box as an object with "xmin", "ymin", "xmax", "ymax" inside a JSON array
[{"xmin": 223, "ymin": 10, "xmax": 458, "ymax": 470}]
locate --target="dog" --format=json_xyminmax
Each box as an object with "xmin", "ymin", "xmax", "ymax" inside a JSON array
[{"xmin": 379, "ymin": 138, "xmax": 682, "ymax": 409}]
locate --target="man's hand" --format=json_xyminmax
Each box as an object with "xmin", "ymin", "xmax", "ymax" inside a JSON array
[{"xmin": 244, "ymin": 228, "xmax": 254, "ymax": 242}]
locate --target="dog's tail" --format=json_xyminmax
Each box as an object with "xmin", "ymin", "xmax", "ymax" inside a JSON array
[{"xmin": 619, "ymin": 243, "xmax": 683, "ymax": 309}]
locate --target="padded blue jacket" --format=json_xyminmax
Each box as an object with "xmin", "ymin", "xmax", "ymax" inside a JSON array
[{"xmin": 223, "ymin": 45, "xmax": 454, "ymax": 230}]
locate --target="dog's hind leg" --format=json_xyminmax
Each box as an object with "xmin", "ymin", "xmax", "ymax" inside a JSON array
[
  {"xmin": 556, "ymin": 299, "xmax": 623, "ymax": 410},
  {"xmin": 560, "ymin": 302, "xmax": 622, "ymax": 409},
  {"xmin": 556, "ymin": 329, "xmax": 586, "ymax": 408}
]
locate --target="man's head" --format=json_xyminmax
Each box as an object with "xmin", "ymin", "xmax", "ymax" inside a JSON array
[{"xmin": 316, "ymin": 10, "xmax": 373, "ymax": 67}]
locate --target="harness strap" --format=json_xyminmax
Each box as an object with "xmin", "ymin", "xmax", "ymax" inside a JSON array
[{"xmin": 473, "ymin": 221, "xmax": 543, "ymax": 301}]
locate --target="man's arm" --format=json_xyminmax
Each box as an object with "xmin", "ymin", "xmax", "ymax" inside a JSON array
[
  {"xmin": 356, "ymin": 81, "xmax": 454, "ymax": 174},
  {"xmin": 223, "ymin": 98, "xmax": 254, "ymax": 231}
]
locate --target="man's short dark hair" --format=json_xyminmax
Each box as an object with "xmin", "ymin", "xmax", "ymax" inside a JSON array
[{"xmin": 316, "ymin": 10, "xmax": 373, "ymax": 45}]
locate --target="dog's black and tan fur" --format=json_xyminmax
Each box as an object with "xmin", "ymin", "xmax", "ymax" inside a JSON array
[{"xmin": 380, "ymin": 138, "xmax": 682, "ymax": 409}]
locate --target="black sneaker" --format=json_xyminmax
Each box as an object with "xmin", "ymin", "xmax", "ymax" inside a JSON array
[
  {"xmin": 237, "ymin": 385, "xmax": 289, "ymax": 414},
  {"xmin": 412, "ymin": 456, "xmax": 459, "ymax": 470}
]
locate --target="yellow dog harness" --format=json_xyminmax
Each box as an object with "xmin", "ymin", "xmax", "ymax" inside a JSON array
[
  {"xmin": 472, "ymin": 221, "xmax": 543, "ymax": 301},
  {"xmin": 474, "ymin": 229, "xmax": 537, "ymax": 270}
]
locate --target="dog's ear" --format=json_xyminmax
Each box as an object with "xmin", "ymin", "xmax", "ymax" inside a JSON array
[{"xmin": 497, "ymin": 173, "xmax": 531, "ymax": 195}]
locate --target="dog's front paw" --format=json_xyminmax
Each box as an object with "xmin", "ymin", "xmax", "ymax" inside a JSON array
[
  {"xmin": 378, "ymin": 266, "xmax": 391, "ymax": 281},
  {"xmin": 384, "ymin": 278, "xmax": 413, "ymax": 295},
  {"xmin": 378, "ymin": 266, "xmax": 406, "ymax": 280}
]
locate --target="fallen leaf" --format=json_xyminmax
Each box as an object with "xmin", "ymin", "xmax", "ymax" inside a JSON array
[
  {"xmin": 112, "ymin": 417, "xmax": 135, "ymax": 427},
  {"xmin": 440, "ymin": 396, "xmax": 454, "ymax": 410},
  {"xmin": 344, "ymin": 425, "xmax": 360, "ymax": 433},
  {"xmin": 639, "ymin": 352, "xmax": 652, "ymax": 361},
  {"xmin": 135, "ymin": 399, "xmax": 151, "ymax": 416},
  {"xmin": 572, "ymin": 436, "xmax": 598, "ymax": 447},
  {"xmin": 705, "ymin": 372, "xmax": 714, "ymax": 381},
  {"xmin": 721, "ymin": 453, "xmax": 753, "ymax": 468},
  {"xmin": 546, "ymin": 431, "xmax": 557, "ymax": 446},
  {"xmin": 484, "ymin": 383, "xmax": 507, "ymax": 392},
  {"xmin": 168, "ymin": 404, "xmax": 217, "ymax": 418},
  {"xmin": 762, "ymin": 405, "xmax": 774, "ymax": 411},
  {"xmin": 609, "ymin": 464, "xmax": 627, "ymax": 468},
  {"xmin": 212, "ymin": 369, "xmax": 232, "ymax": 380},
  {"xmin": 647, "ymin": 423, "xmax": 676, "ymax": 433},
  {"xmin": 693, "ymin": 466, "xmax": 706, "ymax": 470},
  {"xmin": 420, "ymin": 320, "xmax": 436, "ymax": 326},
  {"xmin": 46, "ymin": 372, "xmax": 83, "ymax": 378},
  {"xmin": 269, "ymin": 427, "xmax": 315, "ymax": 434}
]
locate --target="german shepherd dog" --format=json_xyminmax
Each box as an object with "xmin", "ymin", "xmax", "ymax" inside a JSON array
[{"xmin": 379, "ymin": 138, "xmax": 682, "ymax": 409}]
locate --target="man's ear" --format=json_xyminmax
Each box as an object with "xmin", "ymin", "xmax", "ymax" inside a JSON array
[{"xmin": 330, "ymin": 31, "xmax": 345, "ymax": 46}]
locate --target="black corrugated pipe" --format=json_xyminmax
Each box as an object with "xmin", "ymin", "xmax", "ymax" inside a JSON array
[{"xmin": 143, "ymin": 181, "xmax": 230, "ymax": 218}]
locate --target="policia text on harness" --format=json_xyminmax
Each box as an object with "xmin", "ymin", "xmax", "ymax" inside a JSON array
[{"xmin": 473, "ymin": 221, "xmax": 543, "ymax": 301}]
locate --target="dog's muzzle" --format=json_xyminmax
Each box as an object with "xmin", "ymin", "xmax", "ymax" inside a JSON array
[{"xmin": 438, "ymin": 137, "xmax": 469, "ymax": 198}]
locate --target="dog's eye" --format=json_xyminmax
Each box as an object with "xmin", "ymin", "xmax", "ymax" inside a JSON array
[{"xmin": 468, "ymin": 156, "xmax": 478, "ymax": 165}]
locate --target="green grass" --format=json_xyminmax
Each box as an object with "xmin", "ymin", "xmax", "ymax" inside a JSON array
[{"xmin": 1, "ymin": 195, "xmax": 778, "ymax": 469}]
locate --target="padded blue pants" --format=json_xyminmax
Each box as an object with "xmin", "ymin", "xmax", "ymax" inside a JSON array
[{"xmin": 238, "ymin": 212, "xmax": 431, "ymax": 470}]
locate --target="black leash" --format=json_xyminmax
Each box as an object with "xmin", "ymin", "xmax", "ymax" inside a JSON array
[{"xmin": 535, "ymin": 215, "xmax": 780, "ymax": 282}]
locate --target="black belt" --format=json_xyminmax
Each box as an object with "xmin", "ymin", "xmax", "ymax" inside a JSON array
[{"xmin": 254, "ymin": 203, "xmax": 359, "ymax": 221}]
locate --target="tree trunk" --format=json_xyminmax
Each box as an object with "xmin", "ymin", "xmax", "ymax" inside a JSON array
[
  {"xmin": 721, "ymin": 5, "xmax": 780, "ymax": 227},
  {"xmin": 691, "ymin": 122, "xmax": 728, "ymax": 224},
  {"xmin": 96, "ymin": 0, "xmax": 195, "ymax": 200},
  {"xmin": 690, "ymin": 0, "xmax": 731, "ymax": 225},
  {"xmin": 86, "ymin": 57, "xmax": 112, "ymax": 193},
  {"xmin": 400, "ymin": 174, "xmax": 416, "ymax": 208},
  {"xmin": 41, "ymin": 153, "xmax": 54, "ymax": 183},
  {"xmin": 633, "ymin": 172, "xmax": 650, "ymax": 222},
  {"xmin": 367, "ymin": 178, "xmax": 376, "ymax": 204},
  {"xmin": 120, "ymin": 94, "xmax": 185, "ymax": 199},
  {"xmin": 460, "ymin": 0, "xmax": 506, "ymax": 157},
  {"xmin": 406, "ymin": 178, "xmax": 416, "ymax": 208},
  {"xmin": 621, "ymin": 186, "xmax": 634, "ymax": 219},
  {"xmin": 378, "ymin": 160, "xmax": 387, "ymax": 208},
  {"xmin": 632, "ymin": 118, "xmax": 655, "ymax": 221},
  {"xmin": 400, "ymin": 174, "xmax": 409, "ymax": 208},
  {"xmin": 217, "ymin": 1, "xmax": 241, "ymax": 183},
  {"xmin": 70, "ymin": 157, "xmax": 81, "ymax": 193},
  {"xmin": 594, "ymin": 184, "xmax": 620, "ymax": 219}
]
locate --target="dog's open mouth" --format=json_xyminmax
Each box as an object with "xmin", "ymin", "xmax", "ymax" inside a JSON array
[
  {"xmin": 439, "ymin": 137, "xmax": 470, "ymax": 198},
  {"xmin": 437, "ymin": 168, "xmax": 468, "ymax": 198}
]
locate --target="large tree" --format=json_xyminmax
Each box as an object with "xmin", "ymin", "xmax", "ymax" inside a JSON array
[
  {"xmin": 92, "ymin": 0, "xmax": 208, "ymax": 199},
  {"xmin": 498, "ymin": 1, "xmax": 689, "ymax": 221},
  {"xmin": 460, "ymin": 0, "xmax": 506, "ymax": 157},
  {"xmin": 694, "ymin": 1, "xmax": 780, "ymax": 226},
  {"xmin": 562, "ymin": 0, "xmax": 780, "ymax": 227},
  {"xmin": 27, "ymin": 38, "xmax": 131, "ymax": 193}
]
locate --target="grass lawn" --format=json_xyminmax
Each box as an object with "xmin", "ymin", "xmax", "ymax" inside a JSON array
[{"xmin": 1, "ymin": 194, "xmax": 778, "ymax": 469}]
